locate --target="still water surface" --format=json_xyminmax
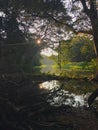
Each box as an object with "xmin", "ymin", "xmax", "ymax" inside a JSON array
[{"xmin": 39, "ymin": 80, "xmax": 98, "ymax": 107}]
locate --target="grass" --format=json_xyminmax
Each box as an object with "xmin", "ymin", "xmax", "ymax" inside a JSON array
[
  {"xmin": 32, "ymin": 61, "xmax": 98, "ymax": 79},
  {"xmin": 62, "ymin": 62, "xmax": 96, "ymax": 71},
  {"xmin": 57, "ymin": 62, "xmax": 97, "ymax": 79}
]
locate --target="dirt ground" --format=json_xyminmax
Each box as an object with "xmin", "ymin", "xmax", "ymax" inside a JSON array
[{"xmin": 33, "ymin": 106, "xmax": 98, "ymax": 130}]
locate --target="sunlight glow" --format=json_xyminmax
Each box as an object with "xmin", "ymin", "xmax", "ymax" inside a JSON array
[{"xmin": 36, "ymin": 39, "xmax": 41, "ymax": 44}]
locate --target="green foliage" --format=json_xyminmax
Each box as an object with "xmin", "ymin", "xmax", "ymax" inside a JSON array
[
  {"xmin": 49, "ymin": 55, "xmax": 58, "ymax": 64},
  {"xmin": 56, "ymin": 60, "xmax": 98, "ymax": 79},
  {"xmin": 70, "ymin": 36, "xmax": 95, "ymax": 62},
  {"xmin": 59, "ymin": 36, "xmax": 96, "ymax": 64},
  {"xmin": 60, "ymin": 68, "xmax": 95, "ymax": 79}
]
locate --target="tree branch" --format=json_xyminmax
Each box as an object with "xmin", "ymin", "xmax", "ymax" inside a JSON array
[
  {"xmin": 45, "ymin": 13, "xmax": 93, "ymax": 35},
  {"xmin": 46, "ymin": 13, "xmax": 76, "ymax": 33},
  {"xmin": 80, "ymin": 0, "xmax": 89, "ymax": 15}
]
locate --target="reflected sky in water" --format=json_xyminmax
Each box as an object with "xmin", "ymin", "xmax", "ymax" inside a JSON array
[
  {"xmin": 39, "ymin": 80, "xmax": 60, "ymax": 90},
  {"xmin": 39, "ymin": 80, "xmax": 90, "ymax": 107}
]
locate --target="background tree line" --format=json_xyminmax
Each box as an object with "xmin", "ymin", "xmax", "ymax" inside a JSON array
[{"xmin": 58, "ymin": 36, "xmax": 95, "ymax": 64}]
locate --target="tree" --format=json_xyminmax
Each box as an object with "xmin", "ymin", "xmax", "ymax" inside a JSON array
[
  {"xmin": 79, "ymin": 0, "xmax": 98, "ymax": 56},
  {"xmin": 0, "ymin": 0, "xmax": 98, "ymax": 53},
  {"xmin": 68, "ymin": 36, "xmax": 95, "ymax": 62},
  {"xmin": 61, "ymin": 0, "xmax": 98, "ymax": 57},
  {"xmin": 57, "ymin": 36, "xmax": 95, "ymax": 63},
  {"xmin": 0, "ymin": 0, "xmax": 98, "ymax": 74},
  {"xmin": 0, "ymin": 0, "xmax": 65, "ymax": 44},
  {"xmin": 0, "ymin": 0, "xmax": 63, "ymax": 73}
]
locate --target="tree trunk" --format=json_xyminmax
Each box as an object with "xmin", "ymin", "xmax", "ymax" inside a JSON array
[
  {"xmin": 80, "ymin": 0, "xmax": 98, "ymax": 56},
  {"xmin": 90, "ymin": 18, "xmax": 98, "ymax": 57},
  {"xmin": 80, "ymin": 0, "xmax": 98, "ymax": 79},
  {"xmin": 90, "ymin": 18, "xmax": 98, "ymax": 79}
]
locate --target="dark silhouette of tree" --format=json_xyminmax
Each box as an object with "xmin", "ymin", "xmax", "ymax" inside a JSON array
[
  {"xmin": 79, "ymin": 0, "xmax": 98, "ymax": 56},
  {"xmin": 0, "ymin": 0, "xmax": 98, "ymax": 54},
  {"xmin": 0, "ymin": 0, "xmax": 65, "ymax": 44}
]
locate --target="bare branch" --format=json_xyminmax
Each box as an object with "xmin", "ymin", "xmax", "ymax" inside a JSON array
[{"xmin": 46, "ymin": 13, "xmax": 76, "ymax": 33}]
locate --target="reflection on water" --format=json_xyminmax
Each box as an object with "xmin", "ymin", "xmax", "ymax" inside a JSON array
[
  {"xmin": 39, "ymin": 80, "xmax": 98, "ymax": 107},
  {"xmin": 39, "ymin": 80, "xmax": 60, "ymax": 90}
]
